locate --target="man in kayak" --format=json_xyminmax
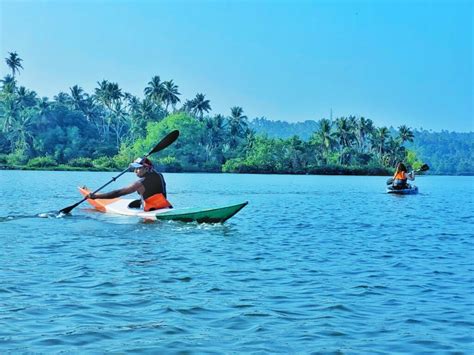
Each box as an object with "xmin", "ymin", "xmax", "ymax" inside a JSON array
[
  {"xmin": 392, "ymin": 162, "xmax": 415, "ymax": 189},
  {"xmin": 87, "ymin": 157, "xmax": 172, "ymax": 211}
]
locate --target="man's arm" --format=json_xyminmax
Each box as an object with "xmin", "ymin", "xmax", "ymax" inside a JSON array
[{"xmin": 89, "ymin": 181, "xmax": 143, "ymax": 199}]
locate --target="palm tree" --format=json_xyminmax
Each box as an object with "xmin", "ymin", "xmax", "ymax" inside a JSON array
[
  {"xmin": 8, "ymin": 112, "xmax": 33, "ymax": 151},
  {"xmin": 384, "ymin": 137, "xmax": 405, "ymax": 166},
  {"xmin": 16, "ymin": 86, "xmax": 37, "ymax": 108},
  {"xmin": 229, "ymin": 106, "xmax": 248, "ymax": 133},
  {"xmin": 398, "ymin": 125, "xmax": 414, "ymax": 144},
  {"xmin": 0, "ymin": 75, "xmax": 16, "ymax": 94},
  {"xmin": 227, "ymin": 106, "xmax": 248, "ymax": 149},
  {"xmin": 144, "ymin": 76, "xmax": 164, "ymax": 106},
  {"xmin": 5, "ymin": 52, "xmax": 23, "ymax": 78},
  {"xmin": 334, "ymin": 117, "xmax": 355, "ymax": 164},
  {"xmin": 94, "ymin": 80, "xmax": 123, "ymax": 140},
  {"xmin": 94, "ymin": 80, "xmax": 121, "ymax": 110},
  {"xmin": 36, "ymin": 97, "xmax": 51, "ymax": 125},
  {"xmin": 203, "ymin": 114, "xmax": 227, "ymax": 163},
  {"xmin": 1, "ymin": 98, "xmax": 17, "ymax": 133},
  {"xmin": 189, "ymin": 93, "xmax": 211, "ymax": 119},
  {"xmin": 310, "ymin": 118, "xmax": 333, "ymax": 164},
  {"xmin": 70, "ymin": 85, "xmax": 86, "ymax": 111},
  {"xmin": 161, "ymin": 80, "xmax": 181, "ymax": 111},
  {"xmin": 53, "ymin": 92, "xmax": 72, "ymax": 106},
  {"xmin": 371, "ymin": 126, "xmax": 390, "ymax": 159},
  {"xmin": 355, "ymin": 117, "xmax": 374, "ymax": 153}
]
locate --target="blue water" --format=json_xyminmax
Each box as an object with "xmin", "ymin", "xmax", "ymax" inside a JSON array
[{"xmin": 0, "ymin": 171, "xmax": 473, "ymax": 353}]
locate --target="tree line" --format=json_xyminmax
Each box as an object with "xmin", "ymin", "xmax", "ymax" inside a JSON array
[{"xmin": 1, "ymin": 51, "xmax": 431, "ymax": 175}]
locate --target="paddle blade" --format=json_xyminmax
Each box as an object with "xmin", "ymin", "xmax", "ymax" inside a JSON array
[
  {"xmin": 59, "ymin": 201, "xmax": 80, "ymax": 215},
  {"xmin": 419, "ymin": 163, "xmax": 430, "ymax": 172},
  {"xmin": 148, "ymin": 130, "xmax": 179, "ymax": 156},
  {"xmin": 386, "ymin": 178, "xmax": 394, "ymax": 185}
]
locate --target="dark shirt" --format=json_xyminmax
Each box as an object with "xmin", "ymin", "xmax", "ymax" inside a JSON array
[{"xmin": 139, "ymin": 170, "xmax": 167, "ymax": 199}]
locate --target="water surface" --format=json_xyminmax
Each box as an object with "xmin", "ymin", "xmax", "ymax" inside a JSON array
[{"xmin": 0, "ymin": 171, "xmax": 473, "ymax": 352}]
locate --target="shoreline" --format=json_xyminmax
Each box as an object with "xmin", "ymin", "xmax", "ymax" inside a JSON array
[{"xmin": 2, "ymin": 164, "xmax": 471, "ymax": 176}]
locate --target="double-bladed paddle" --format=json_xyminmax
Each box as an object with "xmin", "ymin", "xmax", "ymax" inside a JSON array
[
  {"xmin": 386, "ymin": 163, "xmax": 430, "ymax": 186},
  {"xmin": 59, "ymin": 130, "xmax": 180, "ymax": 215}
]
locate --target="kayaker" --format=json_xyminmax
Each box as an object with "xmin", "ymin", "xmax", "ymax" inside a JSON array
[
  {"xmin": 87, "ymin": 157, "xmax": 172, "ymax": 211},
  {"xmin": 392, "ymin": 162, "xmax": 415, "ymax": 189}
]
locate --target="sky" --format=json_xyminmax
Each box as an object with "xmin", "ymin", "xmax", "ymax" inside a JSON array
[{"xmin": 0, "ymin": 0, "xmax": 472, "ymax": 132}]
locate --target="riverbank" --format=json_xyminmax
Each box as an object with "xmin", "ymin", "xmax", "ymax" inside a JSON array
[{"xmin": 0, "ymin": 164, "xmax": 392, "ymax": 176}]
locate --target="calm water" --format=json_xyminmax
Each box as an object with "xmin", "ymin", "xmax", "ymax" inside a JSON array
[{"xmin": 0, "ymin": 170, "xmax": 473, "ymax": 353}]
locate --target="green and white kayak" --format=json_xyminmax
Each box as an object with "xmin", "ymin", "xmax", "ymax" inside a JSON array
[{"xmin": 79, "ymin": 187, "xmax": 247, "ymax": 223}]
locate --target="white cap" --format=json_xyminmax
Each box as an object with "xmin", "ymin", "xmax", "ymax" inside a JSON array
[{"xmin": 129, "ymin": 157, "xmax": 153, "ymax": 169}]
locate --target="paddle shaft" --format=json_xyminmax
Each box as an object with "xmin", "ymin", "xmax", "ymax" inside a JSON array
[
  {"xmin": 59, "ymin": 130, "xmax": 179, "ymax": 214},
  {"xmin": 60, "ymin": 167, "xmax": 129, "ymax": 214}
]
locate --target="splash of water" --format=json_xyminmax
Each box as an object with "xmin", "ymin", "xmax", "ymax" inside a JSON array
[{"xmin": 0, "ymin": 211, "xmax": 68, "ymax": 222}]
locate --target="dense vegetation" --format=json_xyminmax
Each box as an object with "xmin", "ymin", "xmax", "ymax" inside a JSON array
[
  {"xmin": 1, "ymin": 52, "xmax": 470, "ymax": 175},
  {"xmin": 249, "ymin": 119, "xmax": 474, "ymax": 175}
]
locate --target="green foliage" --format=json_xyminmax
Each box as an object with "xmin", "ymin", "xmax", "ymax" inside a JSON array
[
  {"xmin": 405, "ymin": 149, "xmax": 423, "ymax": 170},
  {"xmin": 156, "ymin": 156, "xmax": 183, "ymax": 172},
  {"xmin": 408, "ymin": 131, "xmax": 474, "ymax": 175},
  {"xmin": 113, "ymin": 143, "xmax": 136, "ymax": 168},
  {"xmin": 0, "ymin": 154, "xmax": 8, "ymax": 164},
  {"xmin": 27, "ymin": 156, "xmax": 58, "ymax": 168},
  {"xmin": 0, "ymin": 56, "xmax": 470, "ymax": 175},
  {"xmin": 133, "ymin": 113, "xmax": 207, "ymax": 170},
  {"xmin": 69, "ymin": 157, "xmax": 93, "ymax": 168},
  {"xmin": 93, "ymin": 156, "xmax": 117, "ymax": 170},
  {"xmin": 6, "ymin": 149, "xmax": 29, "ymax": 166}
]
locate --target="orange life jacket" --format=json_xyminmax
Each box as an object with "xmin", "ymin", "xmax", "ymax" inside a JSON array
[
  {"xmin": 143, "ymin": 193, "xmax": 172, "ymax": 211},
  {"xmin": 394, "ymin": 171, "xmax": 406, "ymax": 180}
]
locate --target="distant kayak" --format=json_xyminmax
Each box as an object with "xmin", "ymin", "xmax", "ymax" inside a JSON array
[
  {"xmin": 79, "ymin": 187, "xmax": 248, "ymax": 223},
  {"xmin": 386, "ymin": 185, "xmax": 419, "ymax": 195}
]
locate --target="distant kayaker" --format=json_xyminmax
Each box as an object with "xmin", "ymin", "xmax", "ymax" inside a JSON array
[
  {"xmin": 392, "ymin": 162, "xmax": 415, "ymax": 189},
  {"xmin": 87, "ymin": 157, "xmax": 172, "ymax": 211}
]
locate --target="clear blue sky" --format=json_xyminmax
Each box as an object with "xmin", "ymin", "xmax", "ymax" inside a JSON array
[{"xmin": 1, "ymin": 0, "xmax": 472, "ymax": 131}]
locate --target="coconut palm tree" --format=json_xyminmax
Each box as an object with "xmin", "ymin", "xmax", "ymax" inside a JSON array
[
  {"xmin": 94, "ymin": 81, "xmax": 123, "ymax": 112},
  {"xmin": 144, "ymin": 76, "xmax": 164, "ymax": 107},
  {"xmin": 398, "ymin": 125, "xmax": 414, "ymax": 144},
  {"xmin": 94, "ymin": 80, "xmax": 123, "ymax": 140},
  {"xmin": 189, "ymin": 93, "xmax": 211, "ymax": 120},
  {"xmin": 8, "ymin": 112, "xmax": 33, "ymax": 151},
  {"xmin": 16, "ymin": 87, "xmax": 37, "ymax": 108},
  {"xmin": 1, "ymin": 98, "xmax": 17, "ymax": 133},
  {"xmin": 203, "ymin": 114, "xmax": 227, "ymax": 163},
  {"xmin": 53, "ymin": 92, "xmax": 72, "ymax": 106},
  {"xmin": 5, "ymin": 52, "xmax": 23, "ymax": 78},
  {"xmin": 36, "ymin": 97, "xmax": 52, "ymax": 125},
  {"xmin": 310, "ymin": 118, "xmax": 334, "ymax": 164},
  {"xmin": 334, "ymin": 117, "xmax": 356, "ymax": 164},
  {"xmin": 384, "ymin": 137, "xmax": 406, "ymax": 166},
  {"xmin": 0, "ymin": 75, "xmax": 16, "ymax": 94},
  {"xmin": 355, "ymin": 117, "xmax": 374, "ymax": 153},
  {"xmin": 228, "ymin": 106, "xmax": 248, "ymax": 134},
  {"xmin": 227, "ymin": 107, "xmax": 248, "ymax": 149},
  {"xmin": 70, "ymin": 85, "xmax": 86, "ymax": 111},
  {"xmin": 161, "ymin": 80, "xmax": 181, "ymax": 111},
  {"xmin": 371, "ymin": 126, "xmax": 390, "ymax": 159}
]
